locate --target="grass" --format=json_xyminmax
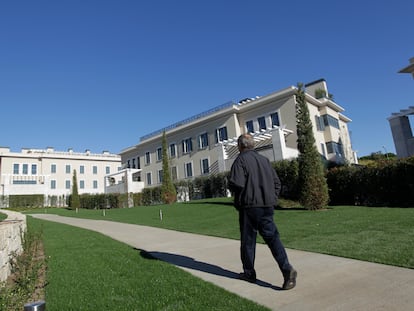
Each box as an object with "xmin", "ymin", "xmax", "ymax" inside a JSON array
[
  {"xmin": 9, "ymin": 198, "xmax": 412, "ymax": 310},
  {"xmin": 27, "ymin": 217, "xmax": 268, "ymax": 311},
  {"xmin": 0, "ymin": 212, "xmax": 7, "ymax": 221},
  {"xmin": 25, "ymin": 198, "xmax": 414, "ymax": 268}
]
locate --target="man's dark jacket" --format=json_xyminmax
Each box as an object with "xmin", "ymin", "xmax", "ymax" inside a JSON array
[{"xmin": 228, "ymin": 149, "xmax": 281, "ymax": 209}]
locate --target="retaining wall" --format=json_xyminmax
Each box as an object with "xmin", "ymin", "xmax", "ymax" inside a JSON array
[{"xmin": 0, "ymin": 210, "xmax": 26, "ymax": 282}]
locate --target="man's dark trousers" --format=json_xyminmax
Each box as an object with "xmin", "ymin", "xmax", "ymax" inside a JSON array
[{"xmin": 239, "ymin": 206, "xmax": 292, "ymax": 279}]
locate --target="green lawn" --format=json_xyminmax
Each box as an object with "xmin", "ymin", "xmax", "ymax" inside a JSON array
[
  {"xmin": 17, "ymin": 199, "xmax": 413, "ymax": 310},
  {"xmin": 25, "ymin": 198, "xmax": 414, "ymax": 268},
  {"xmin": 28, "ymin": 217, "xmax": 269, "ymax": 311}
]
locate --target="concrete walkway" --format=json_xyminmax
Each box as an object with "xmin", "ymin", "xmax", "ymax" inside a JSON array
[{"xmin": 30, "ymin": 214, "xmax": 414, "ymax": 311}]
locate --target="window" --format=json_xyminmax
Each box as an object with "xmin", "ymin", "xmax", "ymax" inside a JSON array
[
  {"xmin": 80, "ymin": 180, "xmax": 85, "ymax": 189},
  {"xmin": 315, "ymin": 116, "xmax": 325, "ymax": 131},
  {"xmin": 169, "ymin": 143, "xmax": 176, "ymax": 158},
  {"xmin": 137, "ymin": 157, "xmax": 141, "ymax": 169},
  {"xmin": 106, "ymin": 166, "xmax": 110, "ymax": 174},
  {"xmin": 93, "ymin": 180, "xmax": 98, "ymax": 189},
  {"xmin": 201, "ymin": 158, "xmax": 209, "ymax": 175},
  {"xmin": 182, "ymin": 138, "xmax": 193, "ymax": 154},
  {"xmin": 322, "ymin": 114, "xmax": 340, "ymax": 129},
  {"xmin": 185, "ymin": 162, "xmax": 193, "ymax": 178},
  {"xmin": 22, "ymin": 164, "xmax": 28, "ymax": 175},
  {"xmin": 198, "ymin": 133, "xmax": 209, "ymax": 149},
  {"xmin": 215, "ymin": 126, "xmax": 228, "ymax": 143},
  {"xmin": 145, "ymin": 151, "xmax": 151, "ymax": 165},
  {"xmin": 326, "ymin": 141, "xmax": 344, "ymax": 157},
  {"xmin": 271, "ymin": 112, "xmax": 280, "ymax": 127},
  {"xmin": 158, "ymin": 170, "xmax": 163, "ymax": 184},
  {"xmin": 65, "ymin": 180, "xmax": 71, "ymax": 189},
  {"xmin": 93, "ymin": 166, "xmax": 98, "ymax": 174},
  {"xmin": 246, "ymin": 120, "xmax": 254, "ymax": 133},
  {"xmin": 171, "ymin": 166, "xmax": 178, "ymax": 181},
  {"xmin": 157, "ymin": 147, "xmax": 162, "ymax": 161},
  {"xmin": 66, "ymin": 165, "xmax": 71, "ymax": 174},
  {"xmin": 80, "ymin": 165, "xmax": 85, "ymax": 174},
  {"xmin": 321, "ymin": 143, "xmax": 327, "ymax": 158},
  {"xmin": 258, "ymin": 116, "xmax": 266, "ymax": 131},
  {"xmin": 13, "ymin": 164, "xmax": 19, "ymax": 174},
  {"xmin": 127, "ymin": 160, "xmax": 131, "ymax": 168},
  {"xmin": 13, "ymin": 180, "xmax": 36, "ymax": 185},
  {"xmin": 146, "ymin": 172, "xmax": 152, "ymax": 185},
  {"xmin": 51, "ymin": 180, "xmax": 56, "ymax": 189},
  {"xmin": 31, "ymin": 164, "xmax": 37, "ymax": 175},
  {"xmin": 132, "ymin": 158, "xmax": 136, "ymax": 168},
  {"xmin": 51, "ymin": 164, "xmax": 56, "ymax": 174}
]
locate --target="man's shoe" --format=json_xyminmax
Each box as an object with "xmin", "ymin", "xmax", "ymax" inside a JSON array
[
  {"xmin": 239, "ymin": 272, "xmax": 256, "ymax": 283},
  {"xmin": 282, "ymin": 269, "xmax": 297, "ymax": 290}
]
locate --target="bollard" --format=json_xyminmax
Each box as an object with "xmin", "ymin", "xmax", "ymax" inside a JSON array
[{"xmin": 24, "ymin": 300, "xmax": 46, "ymax": 311}]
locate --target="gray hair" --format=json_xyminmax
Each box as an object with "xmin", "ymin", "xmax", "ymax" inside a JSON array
[{"xmin": 238, "ymin": 134, "xmax": 255, "ymax": 150}]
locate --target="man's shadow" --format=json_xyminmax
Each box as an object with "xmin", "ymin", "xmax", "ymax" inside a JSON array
[{"xmin": 138, "ymin": 249, "xmax": 282, "ymax": 290}]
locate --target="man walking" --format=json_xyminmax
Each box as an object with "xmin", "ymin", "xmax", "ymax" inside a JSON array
[{"xmin": 228, "ymin": 133, "xmax": 297, "ymax": 290}]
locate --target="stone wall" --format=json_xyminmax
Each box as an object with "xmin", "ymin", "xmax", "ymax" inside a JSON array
[{"xmin": 0, "ymin": 210, "xmax": 26, "ymax": 282}]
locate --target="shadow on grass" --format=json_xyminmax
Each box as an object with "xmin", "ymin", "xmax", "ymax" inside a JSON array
[
  {"xmin": 275, "ymin": 206, "xmax": 307, "ymax": 211},
  {"xmin": 138, "ymin": 249, "xmax": 282, "ymax": 290},
  {"xmin": 184, "ymin": 200, "xmax": 235, "ymax": 206},
  {"xmin": 185, "ymin": 200, "xmax": 306, "ymax": 211}
]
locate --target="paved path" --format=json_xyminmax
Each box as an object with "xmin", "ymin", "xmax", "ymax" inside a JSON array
[{"xmin": 30, "ymin": 214, "xmax": 414, "ymax": 311}]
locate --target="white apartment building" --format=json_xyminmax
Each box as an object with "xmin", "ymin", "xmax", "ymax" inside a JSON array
[
  {"xmin": 120, "ymin": 79, "xmax": 358, "ymax": 189},
  {"xmin": 0, "ymin": 147, "xmax": 121, "ymax": 207}
]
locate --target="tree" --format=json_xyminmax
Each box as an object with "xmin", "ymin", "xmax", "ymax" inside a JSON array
[
  {"xmin": 296, "ymin": 83, "xmax": 329, "ymax": 210},
  {"xmin": 161, "ymin": 131, "xmax": 176, "ymax": 204},
  {"xmin": 71, "ymin": 169, "xmax": 81, "ymax": 211}
]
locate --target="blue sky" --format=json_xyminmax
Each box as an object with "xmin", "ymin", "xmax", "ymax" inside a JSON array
[{"xmin": 1, "ymin": 0, "xmax": 413, "ymax": 157}]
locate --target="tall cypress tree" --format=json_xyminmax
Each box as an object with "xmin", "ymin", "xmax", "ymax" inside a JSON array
[
  {"xmin": 71, "ymin": 169, "xmax": 80, "ymax": 210},
  {"xmin": 161, "ymin": 131, "xmax": 176, "ymax": 204},
  {"xmin": 296, "ymin": 83, "xmax": 329, "ymax": 210}
]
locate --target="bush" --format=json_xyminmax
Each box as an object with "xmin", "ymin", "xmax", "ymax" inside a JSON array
[
  {"xmin": 327, "ymin": 157, "xmax": 414, "ymax": 207},
  {"xmin": 9, "ymin": 195, "xmax": 44, "ymax": 208},
  {"xmin": 273, "ymin": 159, "xmax": 299, "ymax": 200}
]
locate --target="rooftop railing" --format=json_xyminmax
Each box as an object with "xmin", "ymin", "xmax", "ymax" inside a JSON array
[{"xmin": 140, "ymin": 100, "xmax": 236, "ymax": 141}]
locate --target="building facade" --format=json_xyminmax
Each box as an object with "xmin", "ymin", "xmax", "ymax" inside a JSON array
[
  {"xmin": 120, "ymin": 79, "xmax": 357, "ymax": 189},
  {"xmin": 0, "ymin": 147, "xmax": 121, "ymax": 207},
  {"xmin": 388, "ymin": 57, "xmax": 414, "ymax": 158}
]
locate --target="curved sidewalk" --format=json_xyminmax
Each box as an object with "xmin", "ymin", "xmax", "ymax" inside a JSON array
[{"xmin": 30, "ymin": 214, "xmax": 414, "ymax": 311}]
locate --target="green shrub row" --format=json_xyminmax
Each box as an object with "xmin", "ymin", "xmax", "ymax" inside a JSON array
[
  {"xmin": 8, "ymin": 195, "xmax": 44, "ymax": 208},
  {"xmin": 67, "ymin": 193, "xmax": 144, "ymax": 209},
  {"xmin": 139, "ymin": 173, "xmax": 230, "ymax": 206},
  {"xmin": 327, "ymin": 157, "xmax": 414, "ymax": 207}
]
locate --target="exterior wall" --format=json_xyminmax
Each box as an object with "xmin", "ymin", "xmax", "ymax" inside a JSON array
[
  {"xmin": 0, "ymin": 210, "xmax": 26, "ymax": 282},
  {"xmin": 121, "ymin": 80, "xmax": 356, "ymax": 188},
  {"xmin": 388, "ymin": 115, "xmax": 414, "ymax": 158},
  {"xmin": 0, "ymin": 148, "xmax": 121, "ymax": 207},
  {"xmin": 105, "ymin": 168, "xmax": 145, "ymax": 194}
]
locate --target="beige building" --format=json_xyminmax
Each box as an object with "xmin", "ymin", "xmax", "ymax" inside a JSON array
[
  {"xmin": 0, "ymin": 147, "xmax": 121, "ymax": 207},
  {"xmin": 121, "ymin": 79, "xmax": 357, "ymax": 189}
]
